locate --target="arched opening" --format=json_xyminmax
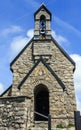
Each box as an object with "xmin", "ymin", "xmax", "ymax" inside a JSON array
[
  {"xmin": 40, "ymin": 15, "xmax": 46, "ymax": 36},
  {"xmin": 34, "ymin": 84, "xmax": 49, "ymax": 121}
]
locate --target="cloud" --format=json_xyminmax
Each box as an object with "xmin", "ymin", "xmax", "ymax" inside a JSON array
[
  {"xmin": 54, "ymin": 16, "xmax": 81, "ymax": 37},
  {"xmin": 70, "ymin": 54, "xmax": 81, "ymax": 93},
  {"xmin": 0, "ymin": 83, "xmax": 4, "ymax": 95},
  {"xmin": 25, "ymin": 0, "xmax": 39, "ymax": 9},
  {"xmin": 70, "ymin": 54, "xmax": 81, "ymax": 111},
  {"xmin": 9, "ymin": 29, "xmax": 34, "ymax": 60},
  {"xmin": 26, "ymin": 29, "xmax": 34, "ymax": 38},
  {"xmin": 1, "ymin": 25, "xmax": 23, "ymax": 36},
  {"xmin": 52, "ymin": 30, "xmax": 68, "ymax": 45},
  {"xmin": 10, "ymin": 36, "xmax": 28, "ymax": 59},
  {"xmin": 76, "ymin": 96, "xmax": 81, "ymax": 113}
]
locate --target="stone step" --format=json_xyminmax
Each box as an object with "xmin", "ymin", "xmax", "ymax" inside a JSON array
[
  {"xmin": 28, "ymin": 128, "xmax": 75, "ymax": 130},
  {"xmin": 28, "ymin": 128, "xmax": 65, "ymax": 130}
]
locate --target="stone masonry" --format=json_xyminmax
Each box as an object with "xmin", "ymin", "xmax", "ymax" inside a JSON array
[{"xmin": 0, "ymin": 4, "xmax": 76, "ymax": 130}]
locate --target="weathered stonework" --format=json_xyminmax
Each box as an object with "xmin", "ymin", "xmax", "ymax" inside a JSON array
[
  {"xmin": 0, "ymin": 4, "xmax": 76, "ymax": 130},
  {"xmin": 0, "ymin": 96, "xmax": 31, "ymax": 130}
]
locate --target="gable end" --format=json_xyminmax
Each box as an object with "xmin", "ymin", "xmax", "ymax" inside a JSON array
[
  {"xmin": 18, "ymin": 57, "xmax": 66, "ymax": 90},
  {"xmin": 34, "ymin": 4, "xmax": 52, "ymax": 20}
]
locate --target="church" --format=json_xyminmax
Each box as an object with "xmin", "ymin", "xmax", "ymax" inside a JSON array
[{"xmin": 0, "ymin": 4, "xmax": 76, "ymax": 130}]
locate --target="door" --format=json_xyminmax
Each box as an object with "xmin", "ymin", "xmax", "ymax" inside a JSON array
[{"xmin": 34, "ymin": 84, "xmax": 49, "ymax": 121}]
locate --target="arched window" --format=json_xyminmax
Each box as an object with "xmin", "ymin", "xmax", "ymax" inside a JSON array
[
  {"xmin": 34, "ymin": 84, "xmax": 49, "ymax": 121},
  {"xmin": 40, "ymin": 15, "xmax": 46, "ymax": 36}
]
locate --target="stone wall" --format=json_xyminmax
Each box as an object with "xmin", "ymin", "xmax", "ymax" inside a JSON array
[
  {"xmin": 11, "ymin": 39, "xmax": 75, "ymax": 97},
  {"xmin": 8, "ymin": 38, "xmax": 76, "ymax": 129},
  {"xmin": 11, "ymin": 42, "xmax": 34, "ymax": 96},
  {"xmin": 19, "ymin": 62, "xmax": 75, "ymax": 128},
  {"xmin": 0, "ymin": 96, "xmax": 31, "ymax": 130}
]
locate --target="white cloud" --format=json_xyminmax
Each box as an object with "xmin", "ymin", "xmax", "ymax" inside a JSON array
[
  {"xmin": 54, "ymin": 16, "xmax": 81, "ymax": 37},
  {"xmin": 70, "ymin": 54, "xmax": 81, "ymax": 112},
  {"xmin": 10, "ymin": 29, "xmax": 34, "ymax": 60},
  {"xmin": 70, "ymin": 54, "xmax": 81, "ymax": 92},
  {"xmin": 26, "ymin": 29, "xmax": 34, "ymax": 38},
  {"xmin": 52, "ymin": 30, "xmax": 68, "ymax": 45},
  {"xmin": 0, "ymin": 83, "xmax": 4, "ymax": 95},
  {"xmin": 10, "ymin": 36, "xmax": 28, "ymax": 59},
  {"xmin": 25, "ymin": 0, "xmax": 39, "ymax": 9},
  {"xmin": 76, "ymin": 96, "xmax": 81, "ymax": 113},
  {"xmin": 1, "ymin": 25, "xmax": 22, "ymax": 36}
]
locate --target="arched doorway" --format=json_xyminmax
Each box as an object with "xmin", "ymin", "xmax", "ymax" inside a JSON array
[{"xmin": 34, "ymin": 84, "xmax": 49, "ymax": 121}]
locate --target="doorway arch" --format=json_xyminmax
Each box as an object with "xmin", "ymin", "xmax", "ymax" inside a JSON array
[{"xmin": 34, "ymin": 84, "xmax": 49, "ymax": 121}]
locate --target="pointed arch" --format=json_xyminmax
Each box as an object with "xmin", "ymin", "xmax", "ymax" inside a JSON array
[{"xmin": 34, "ymin": 84, "xmax": 49, "ymax": 121}]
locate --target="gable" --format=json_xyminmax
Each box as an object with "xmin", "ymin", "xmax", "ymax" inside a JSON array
[
  {"xmin": 32, "ymin": 37, "xmax": 75, "ymax": 71},
  {"xmin": 10, "ymin": 35, "xmax": 75, "ymax": 95},
  {"xmin": 18, "ymin": 57, "xmax": 66, "ymax": 92},
  {"xmin": 34, "ymin": 4, "xmax": 52, "ymax": 20},
  {"xmin": 10, "ymin": 35, "xmax": 75, "ymax": 73}
]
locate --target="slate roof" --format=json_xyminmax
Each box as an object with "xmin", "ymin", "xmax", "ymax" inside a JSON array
[{"xmin": 18, "ymin": 57, "xmax": 66, "ymax": 91}]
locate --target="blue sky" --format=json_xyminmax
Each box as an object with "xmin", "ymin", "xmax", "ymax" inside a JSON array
[{"xmin": 0, "ymin": 0, "xmax": 81, "ymax": 112}]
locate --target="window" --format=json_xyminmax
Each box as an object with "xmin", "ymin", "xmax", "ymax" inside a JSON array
[{"xmin": 34, "ymin": 84, "xmax": 49, "ymax": 121}]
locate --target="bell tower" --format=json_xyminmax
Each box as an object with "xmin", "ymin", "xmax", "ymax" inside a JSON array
[
  {"xmin": 34, "ymin": 4, "xmax": 52, "ymax": 39},
  {"xmin": 0, "ymin": 4, "xmax": 76, "ymax": 130}
]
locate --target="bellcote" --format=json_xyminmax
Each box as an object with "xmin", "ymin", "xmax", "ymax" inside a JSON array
[{"xmin": 34, "ymin": 4, "xmax": 52, "ymax": 39}]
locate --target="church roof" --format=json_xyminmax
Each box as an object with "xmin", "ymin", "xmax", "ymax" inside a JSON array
[
  {"xmin": 51, "ymin": 36, "xmax": 75, "ymax": 69},
  {"xmin": 10, "ymin": 36, "xmax": 75, "ymax": 71},
  {"xmin": 18, "ymin": 57, "xmax": 66, "ymax": 90},
  {"xmin": 34, "ymin": 4, "xmax": 52, "ymax": 20}
]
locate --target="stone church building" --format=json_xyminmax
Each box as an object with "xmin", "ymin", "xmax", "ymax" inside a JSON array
[{"xmin": 0, "ymin": 4, "xmax": 76, "ymax": 130}]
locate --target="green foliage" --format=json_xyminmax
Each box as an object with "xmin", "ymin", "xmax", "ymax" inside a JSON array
[
  {"xmin": 56, "ymin": 123, "xmax": 75, "ymax": 128},
  {"xmin": 28, "ymin": 128, "xmax": 32, "ymax": 130},
  {"xmin": 56, "ymin": 124, "xmax": 64, "ymax": 128},
  {"xmin": 67, "ymin": 124, "xmax": 75, "ymax": 128}
]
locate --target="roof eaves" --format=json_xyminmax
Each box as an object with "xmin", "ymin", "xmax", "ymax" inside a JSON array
[
  {"xmin": 10, "ymin": 37, "xmax": 34, "ymax": 67},
  {"xmin": 0, "ymin": 85, "xmax": 12, "ymax": 97},
  {"xmin": 0, "ymin": 96, "xmax": 31, "ymax": 100},
  {"xmin": 51, "ymin": 36, "xmax": 75, "ymax": 67}
]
